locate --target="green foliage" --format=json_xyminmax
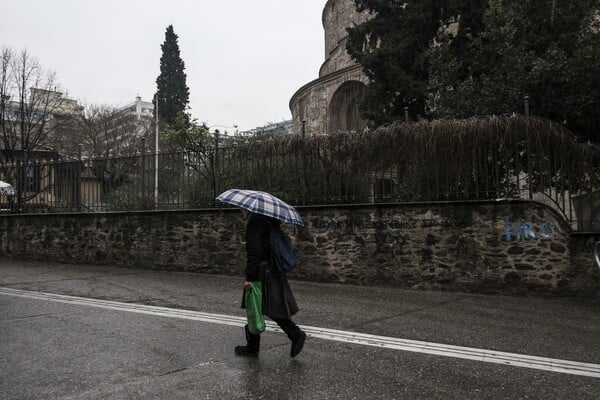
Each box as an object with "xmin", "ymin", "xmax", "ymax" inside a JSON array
[
  {"xmin": 346, "ymin": 0, "xmax": 487, "ymax": 125},
  {"xmin": 427, "ymin": 0, "xmax": 528, "ymax": 118},
  {"xmin": 162, "ymin": 112, "xmax": 209, "ymax": 152},
  {"xmin": 155, "ymin": 25, "xmax": 190, "ymax": 128},
  {"xmin": 348, "ymin": 0, "xmax": 600, "ymax": 142},
  {"xmin": 162, "ymin": 115, "xmax": 234, "ymax": 201},
  {"xmin": 427, "ymin": 0, "xmax": 600, "ymax": 142}
]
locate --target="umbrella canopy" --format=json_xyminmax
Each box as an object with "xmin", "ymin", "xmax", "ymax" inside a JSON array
[
  {"xmin": 216, "ymin": 189, "xmax": 304, "ymax": 226},
  {"xmin": 0, "ymin": 180, "xmax": 15, "ymax": 196}
]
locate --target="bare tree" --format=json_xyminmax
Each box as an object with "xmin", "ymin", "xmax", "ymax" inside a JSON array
[
  {"xmin": 0, "ymin": 47, "xmax": 71, "ymax": 209},
  {"xmin": 62, "ymin": 103, "xmax": 153, "ymax": 210},
  {"xmin": 61, "ymin": 103, "xmax": 150, "ymax": 159}
]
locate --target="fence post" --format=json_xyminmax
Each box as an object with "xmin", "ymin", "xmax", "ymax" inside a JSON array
[
  {"xmin": 525, "ymin": 95, "xmax": 533, "ymax": 199},
  {"xmin": 141, "ymin": 137, "xmax": 146, "ymax": 205},
  {"xmin": 47, "ymin": 158, "xmax": 53, "ymax": 212},
  {"xmin": 18, "ymin": 159, "xmax": 24, "ymax": 212},
  {"xmin": 404, "ymin": 107, "xmax": 410, "ymax": 122},
  {"xmin": 77, "ymin": 144, "xmax": 82, "ymax": 211},
  {"xmin": 213, "ymin": 131, "xmax": 220, "ymax": 199}
]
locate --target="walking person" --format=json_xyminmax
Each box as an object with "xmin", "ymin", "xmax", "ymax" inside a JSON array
[
  {"xmin": 234, "ymin": 209, "xmax": 306, "ymax": 358},
  {"xmin": 215, "ymin": 189, "xmax": 307, "ymax": 359}
]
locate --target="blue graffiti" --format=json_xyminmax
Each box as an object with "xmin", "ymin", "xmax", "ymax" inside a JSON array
[
  {"xmin": 538, "ymin": 222, "xmax": 554, "ymax": 239},
  {"xmin": 503, "ymin": 218, "xmax": 552, "ymax": 241},
  {"xmin": 504, "ymin": 217, "xmax": 512, "ymax": 241},
  {"xmin": 523, "ymin": 222, "xmax": 535, "ymax": 239}
]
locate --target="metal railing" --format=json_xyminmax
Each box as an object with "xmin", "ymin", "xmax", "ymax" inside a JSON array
[{"xmin": 1, "ymin": 117, "xmax": 598, "ymax": 231}]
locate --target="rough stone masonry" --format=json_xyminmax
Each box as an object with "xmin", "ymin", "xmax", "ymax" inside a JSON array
[{"xmin": 0, "ymin": 200, "xmax": 598, "ymax": 299}]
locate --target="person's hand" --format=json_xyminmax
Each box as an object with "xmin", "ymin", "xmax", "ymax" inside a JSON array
[{"xmin": 244, "ymin": 281, "xmax": 252, "ymax": 290}]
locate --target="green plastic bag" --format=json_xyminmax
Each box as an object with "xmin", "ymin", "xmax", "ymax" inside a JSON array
[{"xmin": 245, "ymin": 282, "xmax": 265, "ymax": 334}]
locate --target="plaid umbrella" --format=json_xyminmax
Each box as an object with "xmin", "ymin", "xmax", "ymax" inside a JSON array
[
  {"xmin": 216, "ymin": 189, "xmax": 304, "ymax": 226},
  {"xmin": 0, "ymin": 180, "xmax": 15, "ymax": 196}
]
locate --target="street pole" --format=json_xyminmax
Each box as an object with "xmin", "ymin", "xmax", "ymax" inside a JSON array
[{"xmin": 154, "ymin": 94, "xmax": 159, "ymax": 209}]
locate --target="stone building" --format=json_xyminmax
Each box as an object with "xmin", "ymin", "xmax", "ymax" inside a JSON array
[{"xmin": 289, "ymin": 0, "xmax": 372, "ymax": 136}]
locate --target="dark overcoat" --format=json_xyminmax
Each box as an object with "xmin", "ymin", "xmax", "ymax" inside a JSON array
[{"xmin": 241, "ymin": 213, "xmax": 299, "ymax": 320}]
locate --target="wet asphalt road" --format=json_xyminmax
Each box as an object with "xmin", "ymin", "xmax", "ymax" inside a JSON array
[{"xmin": 1, "ymin": 258, "xmax": 599, "ymax": 399}]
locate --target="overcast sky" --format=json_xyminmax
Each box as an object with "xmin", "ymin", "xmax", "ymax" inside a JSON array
[{"xmin": 1, "ymin": 0, "xmax": 327, "ymax": 132}]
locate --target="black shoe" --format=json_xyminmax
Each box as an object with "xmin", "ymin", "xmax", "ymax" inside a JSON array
[
  {"xmin": 290, "ymin": 331, "xmax": 306, "ymax": 358},
  {"xmin": 235, "ymin": 345, "xmax": 258, "ymax": 357}
]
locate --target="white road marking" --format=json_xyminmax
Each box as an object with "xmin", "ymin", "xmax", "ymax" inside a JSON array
[{"xmin": 2, "ymin": 287, "xmax": 599, "ymax": 378}]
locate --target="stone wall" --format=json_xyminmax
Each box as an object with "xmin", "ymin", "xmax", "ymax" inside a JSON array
[
  {"xmin": 1, "ymin": 200, "xmax": 598, "ymax": 299},
  {"xmin": 293, "ymin": 201, "xmax": 598, "ymax": 299},
  {"xmin": 0, "ymin": 210, "xmax": 246, "ymax": 275}
]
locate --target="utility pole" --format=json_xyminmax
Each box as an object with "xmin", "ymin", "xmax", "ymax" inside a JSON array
[{"xmin": 155, "ymin": 94, "xmax": 159, "ymax": 208}]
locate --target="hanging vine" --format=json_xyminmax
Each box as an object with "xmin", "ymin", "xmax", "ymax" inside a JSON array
[{"xmin": 211, "ymin": 116, "xmax": 598, "ymax": 205}]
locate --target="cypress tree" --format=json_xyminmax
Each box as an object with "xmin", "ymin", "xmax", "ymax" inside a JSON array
[{"xmin": 154, "ymin": 25, "xmax": 190, "ymax": 127}]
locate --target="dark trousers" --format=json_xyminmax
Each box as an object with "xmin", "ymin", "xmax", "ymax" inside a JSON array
[
  {"xmin": 271, "ymin": 317, "xmax": 302, "ymax": 340},
  {"xmin": 245, "ymin": 317, "xmax": 302, "ymax": 350}
]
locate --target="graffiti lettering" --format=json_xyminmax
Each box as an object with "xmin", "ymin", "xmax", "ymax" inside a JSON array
[
  {"xmin": 421, "ymin": 218, "xmax": 462, "ymax": 228},
  {"xmin": 422, "ymin": 219, "xmax": 443, "ymax": 228},
  {"xmin": 311, "ymin": 220, "xmax": 363, "ymax": 231},
  {"xmin": 311, "ymin": 219, "xmax": 418, "ymax": 230},
  {"xmin": 388, "ymin": 219, "xmax": 417, "ymax": 229},
  {"xmin": 503, "ymin": 217, "xmax": 553, "ymax": 241},
  {"xmin": 538, "ymin": 223, "xmax": 554, "ymax": 240},
  {"xmin": 310, "ymin": 216, "xmax": 469, "ymax": 231}
]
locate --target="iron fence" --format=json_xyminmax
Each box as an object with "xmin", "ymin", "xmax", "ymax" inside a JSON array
[{"xmin": 1, "ymin": 117, "xmax": 598, "ymax": 231}]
